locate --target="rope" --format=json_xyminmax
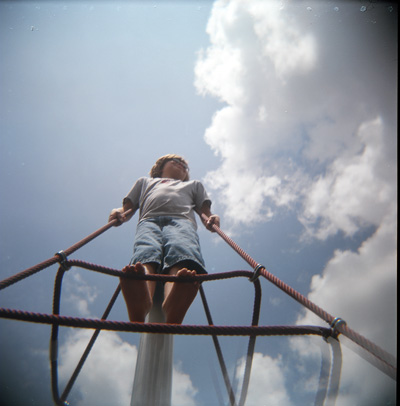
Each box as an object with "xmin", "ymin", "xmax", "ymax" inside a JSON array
[
  {"xmin": 48, "ymin": 263, "xmax": 123, "ymax": 405},
  {"xmin": 199, "ymin": 213, "xmax": 397, "ymax": 376},
  {"xmin": 199, "ymin": 277, "xmax": 262, "ymax": 406},
  {"xmin": 56, "ymin": 259, "xmax": 258, "ymax": 284},
  {"xmin": 238, "ymin": 278, "xmax": 261, "ymax": 406},
  {"xmin": 58, "ymin": 285, "xmax": 121, "ymax": 404},
  {"xmin": 0, "ymin": 210, "xmax": 132, "ymax": 291},
  {"xmin": 50, "ymin": 266, "xmax": 67, "ymax": 406},
  {"xmin": 0, "ymin": 207, "xmax": 396, "ymax": 406},
  {"xmin": 0, "ymin": 308, "xmax": 331, "ymax": 337},
  {"xmin": 199, "ymin": 285, "xmax": 237, "ymax": 406}
]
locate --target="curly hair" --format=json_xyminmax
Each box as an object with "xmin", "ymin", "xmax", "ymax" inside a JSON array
[{"xmin": 149, "ymin": 154, "xmax": 190, "ymax": 181}]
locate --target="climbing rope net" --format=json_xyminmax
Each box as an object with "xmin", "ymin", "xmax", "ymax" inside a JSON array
[{"xmin": 0, "ymin": 210, "xmax": 396, "ymax": 406}]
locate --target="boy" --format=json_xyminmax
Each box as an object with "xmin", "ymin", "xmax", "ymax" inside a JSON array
[{"xmin": 109, "ymin": 154, "xmax": 220, "ymax": 324}]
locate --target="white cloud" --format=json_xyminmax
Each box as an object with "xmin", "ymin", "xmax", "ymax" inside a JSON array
[
  {"xmin": 292, "ymin": 206, "xmax": 397, "ymax": 404},
  {"xmin": 59, "ymin": 329, "xmax": 137, "ymax": 406},
  {"xmin": 58, "ymin": 271, "xmax": 199, "ymax": 405},
  {"xmin": 195, "ymin": 1, "xmax": 396, "ymax": 404},
  {"xmin": 195, "ymin": 0, "xmax": 396, "ymax": 238},
  {"xmin": 58, "ymin": 329, "xmax": 200, "ymax": 406},
  {"xmin": 300, "ymin": 117, "xmax": 396, "ymax": 239},
  {"xmin": 235, "ymin": 353, "xmax": 293, "ymax": 406},
  {"xmin": 296, "ymin": 204, "xmax": 397, "ymax": 351},
  {"xmin": 63, "ymin": 271, "xmax": 100, "ymax": 317},
  {"xmin": 195, "ymin": 0, "xmax": 320, "ymax": 225},
  {"xmin": 235, "ymin": 209, "xmax": 397, "ymax": 405},
  {"xmin": 172, "ymin": 362, "xmax": 198, "ymax": 406},
  {"xmin": 250, "ymin": 2, "xmax": 317, "ymax": 80}
]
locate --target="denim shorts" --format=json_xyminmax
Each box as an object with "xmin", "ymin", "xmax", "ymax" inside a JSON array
[{"xmin": 131, "ymin": 216, "xmax": 207, "ymax": 274}]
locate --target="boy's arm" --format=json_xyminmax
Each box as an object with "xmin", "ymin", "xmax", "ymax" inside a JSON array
[
  {"xmin": 198, "ymin": 202, "xmax": 220, "ymax": 232},
  {"xmin": 109, "ymin": 199, "xmax": 135, "ymax": 226}
]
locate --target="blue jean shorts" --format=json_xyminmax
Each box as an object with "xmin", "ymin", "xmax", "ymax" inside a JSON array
[{"xmin": 131, "ymin": 216, "xmax": 207, "ymax": 274}]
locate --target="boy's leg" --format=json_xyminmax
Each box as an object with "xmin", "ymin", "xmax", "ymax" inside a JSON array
[
  {"xmin": 162, "ymin": 265, "xmax": 199, "ymax": 324},
  {"xmin": 120, "ymin": 262, "xmax": 157, "ymax": 323}
]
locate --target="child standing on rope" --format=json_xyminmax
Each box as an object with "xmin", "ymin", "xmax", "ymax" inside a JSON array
[{"xmin": 109, "ymin": 154, "xmax": 220, "ymax": 324}]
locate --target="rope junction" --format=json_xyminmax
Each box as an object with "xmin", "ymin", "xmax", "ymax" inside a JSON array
[{"xmin": 0, "ymin": 210, "xmax": 396, "ymax": 405}]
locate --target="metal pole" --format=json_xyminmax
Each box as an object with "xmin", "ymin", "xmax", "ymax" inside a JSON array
[{"xmin": 131, "ymin": 282, "xmax": 173, "ymax": 406}]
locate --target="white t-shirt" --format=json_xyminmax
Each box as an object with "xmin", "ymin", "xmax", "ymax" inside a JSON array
[{"xmin": 123, "ymin": 177, "xmax": 211, "ymax": 227}]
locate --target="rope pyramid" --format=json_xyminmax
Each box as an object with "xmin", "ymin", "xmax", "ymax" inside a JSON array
[{"xmin": 0, "ymin": 210, "xmax": 396, "ymax": 405}]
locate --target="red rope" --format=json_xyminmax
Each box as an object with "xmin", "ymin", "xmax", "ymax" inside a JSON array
[
  {"xmin": 199, "ymin": 213, "xmax": 397, "ymax": 375},
  {"xmin": 0, "ymin": 210, "xmax": 132, "ymax": 291}
]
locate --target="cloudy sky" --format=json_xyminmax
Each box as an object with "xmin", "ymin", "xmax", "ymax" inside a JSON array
[{"xmin": 0, "ymin": 1, "xmax": 397, "ymax": 406}]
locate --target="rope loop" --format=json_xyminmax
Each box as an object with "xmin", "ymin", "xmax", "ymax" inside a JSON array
[
  {"xmin": 55, "ymin": 251, "xmax": 71, "ymax": 271},
  {"xmin": 249, "ymin": 264, "xmax": 265, "ymax": 282},
  {"xmin": 330, "ymin": 317, "xmax": 347, "ymax": 338}
]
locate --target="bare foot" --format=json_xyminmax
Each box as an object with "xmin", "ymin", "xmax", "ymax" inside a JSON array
[
  {"xmin": 120, "ymin": 263, "xmax": 152, "ymax": 322},
  {"xmin": 162, "ymin": 268, "xmax": 199, "ymax": 324}
]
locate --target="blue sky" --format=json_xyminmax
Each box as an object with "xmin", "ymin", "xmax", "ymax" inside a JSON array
[{"xmin": 0, "ymin": 1, "xmax": 397, "ymax": 406}]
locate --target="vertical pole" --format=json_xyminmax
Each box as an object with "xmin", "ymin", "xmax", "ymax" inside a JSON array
[{"xmin": 131, "ymin": 282, "xmax": 173, "ymax": 406}]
